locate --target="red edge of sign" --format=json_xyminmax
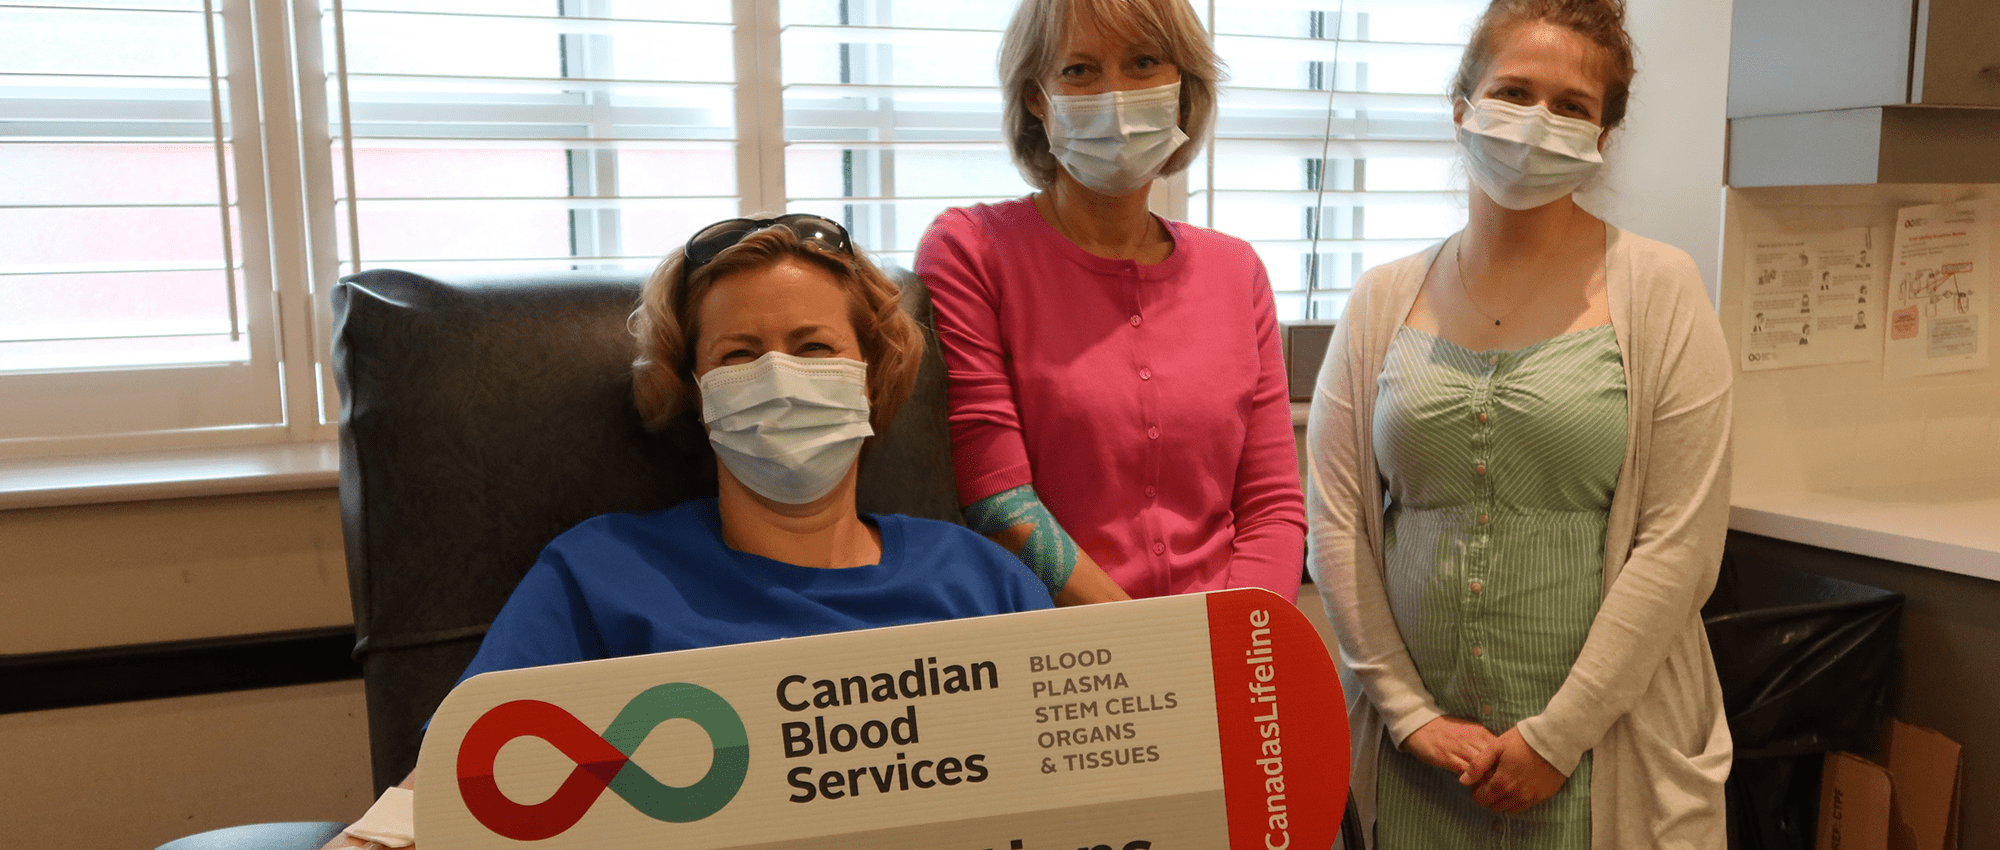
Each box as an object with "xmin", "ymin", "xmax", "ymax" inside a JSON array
[{"xmin": 1207, "ymin": 588, "xmax": 1350, "ymax": 850}]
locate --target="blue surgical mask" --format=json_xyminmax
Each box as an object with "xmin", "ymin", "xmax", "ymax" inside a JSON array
[
  {"xmin": 698, "ymin": 352, "xmax": 873, "ymax": 505},
  {"xmin": 1456, "ymin": 98, "xmax": 1605, "ymax": 210},
  {"xmin": 1043, "ymin": 81, "xmax": 1189, "ymax": 196}
]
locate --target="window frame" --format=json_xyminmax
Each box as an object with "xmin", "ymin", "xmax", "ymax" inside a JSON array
[
  {"xmin": 4, "ymin": 0, "xmax": 1479, "ymax": 462},
  {"xmin": 0, "ymin": 0, "xmax": 304, "ymax": 458}
]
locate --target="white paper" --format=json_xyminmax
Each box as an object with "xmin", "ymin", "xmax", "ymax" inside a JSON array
[
  {"xmin": 1885, "ymin": 202, "xmax": 1992, "ymax": 378},
  {"xmin": 346, "ymin": 786, "xmax": 416, "ymax": 847},
  {"xmin": 1741, "ymin": 227, "xmax": 1885, "ymax": 371}
]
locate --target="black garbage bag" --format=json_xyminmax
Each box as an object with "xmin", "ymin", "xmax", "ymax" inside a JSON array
[{"xmin": 1702, "ymin": 554, "xmax": 1903, "ymax": 850}]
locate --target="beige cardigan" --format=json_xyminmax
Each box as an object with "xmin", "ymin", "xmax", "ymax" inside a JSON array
[{"xmin": 1306, "ymin": 226, "xmax": 1733, "ymax": 848}]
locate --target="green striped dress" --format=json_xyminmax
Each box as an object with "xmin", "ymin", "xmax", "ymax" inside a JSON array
[{"xmin": 1370, "ymin": 323, "xmax": 1627, "ymax": 849}]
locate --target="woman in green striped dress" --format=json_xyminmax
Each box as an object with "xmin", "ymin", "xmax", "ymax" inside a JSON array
[{"xmin": 1306, "ymin": 1, "xmax": 1734, "ymax": 847}]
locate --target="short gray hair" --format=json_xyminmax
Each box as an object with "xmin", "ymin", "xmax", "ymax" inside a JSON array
[{"xmin": 998, "ymin": 0, "xmax": 1224, "ymax": 190}]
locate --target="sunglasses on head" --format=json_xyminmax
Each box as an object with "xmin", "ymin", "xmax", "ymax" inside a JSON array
[{"xmin": 683, "ymin": 214, "xmax": 853, "ymax": 272}]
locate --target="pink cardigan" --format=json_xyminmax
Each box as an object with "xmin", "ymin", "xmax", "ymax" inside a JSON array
[{"xmin": 916, "ymin": 197, "xmax": 1305, "ymax": 598}]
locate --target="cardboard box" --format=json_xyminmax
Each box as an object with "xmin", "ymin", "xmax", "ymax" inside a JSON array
[
  {"xmin": 1818, "ymin": 751, "xmax": 1891, "ymax": 850},
  {"xmin": 1879, "ymin": 720, "xmax": 1962, "ymax": 850},
  {"xmin": 1815, "ymin": 720, "xmax": 1964, "ymax": 850}
]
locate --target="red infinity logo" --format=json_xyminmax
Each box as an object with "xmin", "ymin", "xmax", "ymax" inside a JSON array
[{"xmin": 456, "ymin": 684, "xmax": 750, "ymax": 840}]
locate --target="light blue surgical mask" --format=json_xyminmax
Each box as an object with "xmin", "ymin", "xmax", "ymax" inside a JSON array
[
  {"xmin": 1043, "ymin": 81, "xmax": 1189, "ymax": 196},
  {"xmin": 1456, "ymin": 98, "xmax": 1605, "ymax": 210},
  {"xmin": 698, "ymin": 351, "xmax": 872, "ymax": 505}
]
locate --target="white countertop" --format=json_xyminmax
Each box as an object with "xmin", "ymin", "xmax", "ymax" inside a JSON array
[
  {"xmin": 1301, "ymin": 404, "xmax": 2000, "ymax": 578},
  {"xmin": 1730, "ymin": 479, "xmax": 2000, "ymax": 581}
]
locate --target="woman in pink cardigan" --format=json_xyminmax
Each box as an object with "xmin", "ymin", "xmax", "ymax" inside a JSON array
[{"xmin": 915, "ymin": 0, "xmax": 1304, "ymax": 605}]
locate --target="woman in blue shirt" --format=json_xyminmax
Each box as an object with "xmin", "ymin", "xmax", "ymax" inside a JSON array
[{"xmin": 320, "ymin": 215, "xmax": 1048, "ymax": 850}]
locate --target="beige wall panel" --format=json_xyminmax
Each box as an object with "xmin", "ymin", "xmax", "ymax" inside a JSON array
[
  {"xmin": 0, "ymin": 489, "xmax": 348, "ymax": 653},
  {"xmin": 0, "ymin": 680, "xmax": 371, "ymax": 848}
]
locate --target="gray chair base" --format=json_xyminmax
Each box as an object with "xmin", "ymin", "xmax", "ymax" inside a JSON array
[{"xmin": 154, "ymin": 821, "xmax": 347, "ymax": 850}]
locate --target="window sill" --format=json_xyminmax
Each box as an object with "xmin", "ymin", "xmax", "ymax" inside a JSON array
[{"xmin": 0, "ymin": 442, "xmax": 339, "ymax": 511}]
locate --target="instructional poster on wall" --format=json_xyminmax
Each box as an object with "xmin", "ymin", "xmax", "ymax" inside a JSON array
[
  {"xmin": 1886, "ymin": 201, "xmax": 1992, "ymax": 378},
  {"xmin": 1741, "ymin": 227, "xmax": 1885, "ymax": 371}
]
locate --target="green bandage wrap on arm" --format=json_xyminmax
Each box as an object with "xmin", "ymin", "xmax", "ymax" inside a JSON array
[{"xmin": 963, "ymin": 484, "xmax": 1079, "ymax": 597}]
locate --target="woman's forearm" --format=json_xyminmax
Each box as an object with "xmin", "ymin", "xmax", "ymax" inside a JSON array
[
  {"xmin": 966, "ymin": 484, "xmax": 1128, "ymax": 604},
  {"xmin": 1052, "ymin": 549, "xmax": 1130, "ymax": 605}
]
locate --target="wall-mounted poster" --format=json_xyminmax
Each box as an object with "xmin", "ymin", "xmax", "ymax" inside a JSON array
[
  {"xmin": 1741, "ymin": 227, "xmax": 1885, "ymax": 371},
  {"xmin": 1886, "ymin": 202, "xmax": 1991, "ymax": 378}
]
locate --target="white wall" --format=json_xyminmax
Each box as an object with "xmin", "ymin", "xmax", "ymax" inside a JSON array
[{"xmin": 1582, "ymin": 0, "xmax": 1734, "ymax": 302}]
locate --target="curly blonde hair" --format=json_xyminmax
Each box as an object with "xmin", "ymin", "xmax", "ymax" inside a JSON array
[
  {"xmin": 631, "ymin": 224, "xmax": 923, "ymax": 433},
  {"xmin": 999, "ymin": 0, "xmax": 1223, "ymax": 190}
]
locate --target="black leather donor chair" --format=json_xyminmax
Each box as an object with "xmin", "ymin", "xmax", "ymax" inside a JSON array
[
  {"xmin": 151, "ymin": 266, "xmax": 963, "ymax": 850},
  {"xmin": 336, "ymin": 266, "xmax": 965, "ymax": 794}
]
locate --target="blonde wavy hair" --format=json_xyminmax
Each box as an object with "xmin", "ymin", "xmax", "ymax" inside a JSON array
[
  {"xmin": 631, "ymin": 224, "xmax": 923, "ymax": 434},
  {"xmin": 999, "ymin": 0, "xmax": 1223, "ymax": 190}
]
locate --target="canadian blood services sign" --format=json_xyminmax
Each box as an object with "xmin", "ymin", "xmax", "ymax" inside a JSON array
[{"xmin": 416, "ymin": 588, "xmax": 1350, "ymax": 849}]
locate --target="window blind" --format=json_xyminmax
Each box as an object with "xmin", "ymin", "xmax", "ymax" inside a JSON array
[
  {"xmin": 3, "ymin": 0, "xmax": 1487, "ymax": 455},
  {"xmin": 778, "ymin": 0, "xmax": 1027, "ymax": 270},
  {"xmin": 322, "ymin": 0, "xmax": 744, "ymax": 277},
  {"xmin": 0, "ymin": 0, "xmax": 249, "ymax": 372},
  {"xmin": 1198, "ymin": 0, "xmax": 1481, "ymax": 321},
  {"xmin": 0, "ymin": 0, "xmax": 292, "ymax": 448}
]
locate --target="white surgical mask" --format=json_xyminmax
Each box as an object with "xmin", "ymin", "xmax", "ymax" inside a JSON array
[
  {"xmin": 698, "ymin": 352, "xmax": 873, "ymax": 505},
  {"xmin": 1456, "ymin": 98, "xmax": 1605, "ymax": 210},
  {"xmin": 1043, "ymin": 81, "xmax": 1189, "ymax": 197}
]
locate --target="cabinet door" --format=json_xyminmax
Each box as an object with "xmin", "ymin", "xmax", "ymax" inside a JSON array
[
  {"xmin": 1728, "ymin": 0, "xmax": 1913, "ymax": 117},
  {"xmin": 1917, "ymin": 0, "xmax": 2000, "ymax": 106}
]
